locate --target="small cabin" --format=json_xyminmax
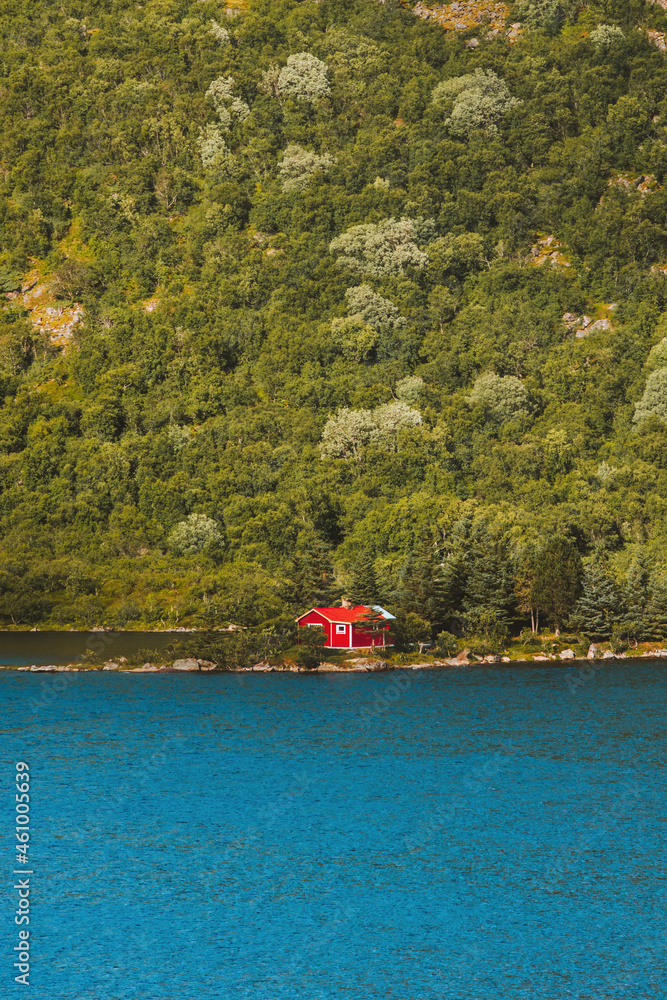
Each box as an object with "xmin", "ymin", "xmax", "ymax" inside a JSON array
[{"xmin": 296, "ymin": 604, "xmax": 395, "ymax": 649}]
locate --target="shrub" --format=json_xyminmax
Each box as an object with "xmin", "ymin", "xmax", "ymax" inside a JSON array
[{"xmin": 435, "ymin": 631, "xmax": 458, "ymax": 656}]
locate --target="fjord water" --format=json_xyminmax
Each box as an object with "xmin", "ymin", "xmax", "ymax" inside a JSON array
[{"xmin": 2, "ymin": 665, "xmax": 666, "ymax": 999}]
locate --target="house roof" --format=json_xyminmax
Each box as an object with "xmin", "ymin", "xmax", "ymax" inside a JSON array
[{"xmin": 296, "ymin": 605, "xmax": 396, "ymax": 624}]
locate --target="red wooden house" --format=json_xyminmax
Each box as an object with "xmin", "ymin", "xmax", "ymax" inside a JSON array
[{"xmin": 296, "ymin": 604, "xmax": 395, "ymax": 649}]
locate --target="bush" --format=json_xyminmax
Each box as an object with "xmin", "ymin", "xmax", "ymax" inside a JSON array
[{"xmin": 435, "ymin": 631, "xmax": 459, "ymax": 656}]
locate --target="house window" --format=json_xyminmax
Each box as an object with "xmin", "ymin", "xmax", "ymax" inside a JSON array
[{"xmin": 336, "ymin": 624, "xmax": 346, "ymax": 634}]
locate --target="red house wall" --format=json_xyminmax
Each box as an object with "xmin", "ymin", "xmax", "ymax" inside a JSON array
[
  {"xmin": 297, "ymin": 610, "xmax": 390, "ymax": 648},
  {"xmin": 297, "ymin": 609, "xmax": 332, "ymax": 646},
  {"xmin": 351, "ymin": 626, "xmax": 388, "ymax": 648}
]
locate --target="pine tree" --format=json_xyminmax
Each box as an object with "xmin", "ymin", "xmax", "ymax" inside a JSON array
[
  {"xmin": 394, "ymin": 543, "xmax": 448, "ymax": 633},
  {"xmin": 531, "ymin": 536, "xmax": 583, "ymax": 633},
  {"xmin": 570, "ymin": 555, "xmax": 623, "ymax": 639},
  {"xmin": 463, "ymin": 526, "xmax": 516, "ymax": 630},
  {"xmin": 621, "ymin": 553, "xmax": 651, "ymax": 640},
  {"xmin": 348, "ymin": 553, "xmax": 381, "ymax": 606},
  {"xmin": 282, "ymin": 538, "xmax": 337, "ymax": 611},
  {"xmin": 357, "ymin": 605, "xmax": 389, "ymax": 648},
  {"xmin": 644, "ymin": 573, "xmax": 667, "ymax": 640}
]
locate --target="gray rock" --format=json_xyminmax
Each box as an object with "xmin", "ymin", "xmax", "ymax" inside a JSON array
[
  {"xmin": 587, "ymin": 644, "xmax": 599, "ymax": 659},
  {"xmin": 559, "ymin": 649, "xmax": 575, "ymax": 660},
  {"xmin": 172, "ymin": 658, "xmax": 200, "ymax": 671},
  {"xmin": 587, "ymin": 318, "xmax": 612, "ymax": 334},
  {"xmin": 103, "ymin": 662, "xmax": 119, "ymax": 670},
  {"xmin": 602, "ymin": 650, "xmax": 616, "ymax": 659}
]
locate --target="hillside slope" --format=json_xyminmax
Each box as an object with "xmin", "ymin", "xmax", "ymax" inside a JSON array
[{"xmin": 2, "ymin": 0, "xmax": 667, "ymax": 643}]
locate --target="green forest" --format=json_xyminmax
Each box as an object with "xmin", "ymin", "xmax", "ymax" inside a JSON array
[{"xmin": 3, "ymin": 0, "xmax": 667, "ymax": 653}]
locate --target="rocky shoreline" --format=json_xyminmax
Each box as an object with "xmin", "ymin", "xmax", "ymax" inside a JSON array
[{"xmin": 6, "ymin": 646, "xmax": 667, "ymax": 673}]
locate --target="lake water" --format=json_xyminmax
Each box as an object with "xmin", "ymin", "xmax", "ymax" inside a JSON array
[
  {"xmin": 1, "ymin": 663, "xmax": 666, "ymax": 998},
  {"xmin": 0, "ymin": 631, "xmax": 189, "ymax": 666}
]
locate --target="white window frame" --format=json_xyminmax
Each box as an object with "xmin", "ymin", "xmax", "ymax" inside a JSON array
[{"xmin": 335, "ymin": 624, "xmax": 347, "ymax": 635}]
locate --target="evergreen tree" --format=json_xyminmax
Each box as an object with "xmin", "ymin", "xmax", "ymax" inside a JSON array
[
  {"xmin": 463, "ymin": 527, "xmax": 516, "ymax": 631},
  {"xmin": 283, "ymin": 538, "xmax": 337, "ymax": 611},
  {"xmin": 348, "ymin": 554, "xmax": 381, "ymax": 606},
  {"xmin": 621, "ymin": 553, "xmax": 651, "ymax": 640},
  {"xmin": 394, "ymin": 544, "xmax": 448, "ymax": 633},
  {"xmin": 644, "ymin": 574, "xmax": 667, "ymax": 640},
  {"xmin": 570, "ymin": 555, "xmax": 623, "ymax": 639},
  {"xmin": 358, "ymin": 605, "xmax": 389, "ymax": 648},
  {"xmin": 531, "ymin": 536, "xmax": 583, "ymax": 633}
]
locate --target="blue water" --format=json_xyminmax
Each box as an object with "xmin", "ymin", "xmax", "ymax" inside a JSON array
[{"xmin": 1, "ymin": 664, "xmax": 666, "ymax": 999}]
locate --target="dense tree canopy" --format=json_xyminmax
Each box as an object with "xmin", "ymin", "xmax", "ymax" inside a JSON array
[{"xmin": 2, "ymin": 0, "xmax": 667, "ymax": 642}]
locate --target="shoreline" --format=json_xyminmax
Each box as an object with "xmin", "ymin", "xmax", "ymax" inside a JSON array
[{"xmin": 4, "ymin": 651, "xmax": 667, "ymax": 673}]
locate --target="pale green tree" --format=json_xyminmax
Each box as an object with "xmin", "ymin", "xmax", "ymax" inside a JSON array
[
  {"xmin": 199, "ymin": 76, "xmax": 249, "ymax": 168},
  {"xmin": 467, "ymin": 373, "xmax": 530, "ymax": 422},
  {"xmin": 395, "ymin": 376, "xmax": 424, "ymax": 405},
  {"xmin": 590, "ymin": 24, "xmax": 625, "ymax": 49},
  {"xmin": 373, "ymin": 402, "xmax": 422, "ymax": 448},
  {"xmin": 634, "ymin": 368, "xmax": 667, "ymax": 424},
  {"xmin": 320, "ymin": 402, "xmax": 422, "ymax": 459},
  {"xmin": 320, "ymin": 407, "xmax": 377, "ymax": 460},
  {"xmin": 330, "ymin": 217, "xmax": 434, "ymax": 277},
  {"xmin": 345, "ymin": 285, "xmax": 406, "ymax": 331},
  {"xmin": 279, "ymin": 144, "xmax": 334, "ymax": 192},
  {"xmin": 209, "ymin": 20, "xmax": 230, "ymax": 45},
  {"xmin": 646, "ymin": 339, "xmax": 667, "ymax": 372},
  {"xmin": 168, "ymin": 514, "xmax": 225, "ymax": 557},
  {"xmin": 198, "ymin": 125, "xmax": 229, "ymax": 169},
  {"xmin": 277, "ymin": 53, "xmax": 330, "ymax": 102},
  {"xmin": 432, "ymin": 69, "xmax": 521, "ymax": 139},
  {"xmin": 206, "ymin": 76, "xmax": 250, "ymax": 124}
]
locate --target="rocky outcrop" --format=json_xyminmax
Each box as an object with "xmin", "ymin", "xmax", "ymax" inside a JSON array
[
  {"xmin": 412, "ymin": 1, "xmax": 521, "ymax": 42},
  {"xmin": 559, "ymin": 649, "xmax": 575, "ymax": 659},
  {"xmin": 531, "ymin": 235, "xmax": 571, "ymax": 269},
  {"xmin": 171, "ymin": 658, "xmax": 217, "ymax": 671},
  {"xmin": 648, "ymin": 29, "xmax": 667, "ymax": 51}
]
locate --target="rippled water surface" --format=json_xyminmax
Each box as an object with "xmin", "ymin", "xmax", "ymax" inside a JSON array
[{"xmin": 1, "ymin": 664, "xmax": 666, "ymax": 999}]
